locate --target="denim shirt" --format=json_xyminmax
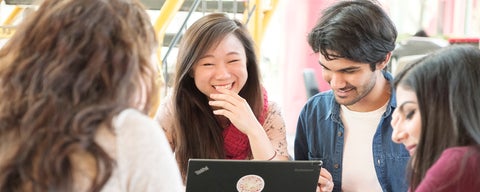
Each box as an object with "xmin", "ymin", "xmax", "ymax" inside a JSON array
[{"xmin": 294, "ymin": 72, "xmax": 409, "ymax": 192}]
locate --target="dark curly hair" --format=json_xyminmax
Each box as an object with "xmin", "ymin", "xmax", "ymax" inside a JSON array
[{"xmin": 307, "ymin": 0, "xmax": 397, "ymax": 71}]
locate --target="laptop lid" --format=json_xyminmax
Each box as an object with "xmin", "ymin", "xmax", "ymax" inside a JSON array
[{"xmin": 185, "ymin": 159, "xmax": 322, "ymax": 192}]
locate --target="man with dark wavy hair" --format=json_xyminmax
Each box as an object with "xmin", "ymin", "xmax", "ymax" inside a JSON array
[{"xmin": 295, "ymin": 1, "xmax": 409, "ymax": 191}]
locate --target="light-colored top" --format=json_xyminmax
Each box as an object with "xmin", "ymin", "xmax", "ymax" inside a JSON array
[
  {"xmin": 156, "ymin": 96, "xmax": 289, "ymax": 158},
  {"xmin": 96, "ymin": 109, "xmax": 183, "ymax": 191},
  {"xmin": 74, "ymin": 109, "xmax": 184, "ymax": 191},
  {"xmin": 0, "ymin": 109, "xmax": 183, "ymax": 191},
  {"xmin": 340, "ymin": 102, "xmax": 387, "ymax": 192}
]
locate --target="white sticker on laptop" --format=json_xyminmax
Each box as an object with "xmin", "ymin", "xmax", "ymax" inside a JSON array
[{"xmin": 236, "ymin": 174, "xmax": 265, "ymax": 192}]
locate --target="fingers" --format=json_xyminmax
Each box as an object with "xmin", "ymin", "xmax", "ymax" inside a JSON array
[
  {"xmin": 208, "ymin": 88, "xmax": 261, "ymax": 134},
  {"xmin": 319, "ymin": 181, "xmax": 333, "ymax": 192},
  {"xmin": 209, "ymin": 88, "xmax": 244, "ymax": 105},
  {"xmin": 319, "ymin": 167, "xmax": 332, "ymax": 181},
  {"xmin": 317, "ymin": 168, "xmax": 334, "ymax": 192},
  {"xmin": 317, "ymin": 178, "xmax": 333, "ymax": 192},
  {"xmin": 208, "ymin": 94, "xmax": 243, "ymax": 120},
  {"xmin": 209, "ymin": 101, "xmax": 235, "ymax": 119},
  {"xmin": 209, "ymin": 88, "xmax": 250, "ymax": 117},
  {"xmin": 212, "ymin": 87, "xmax": 244, "ymax": 100},
  {"xmin": 209, "ymin": 100, "xmax": 236, "ymax": 112}
]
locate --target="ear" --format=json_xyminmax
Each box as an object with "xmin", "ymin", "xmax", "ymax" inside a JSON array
[{"xmin": 376, "ymin": 52, "xmax": 392, "ymax": 70}]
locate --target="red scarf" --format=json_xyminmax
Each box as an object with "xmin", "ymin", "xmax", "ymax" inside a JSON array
[{"xmin": 222, "ymin": 88, "xmax": 268, "ymax": 159}]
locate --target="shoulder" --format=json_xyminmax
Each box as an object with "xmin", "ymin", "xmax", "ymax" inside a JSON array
[
  {"xmin": 112, "ymin": 109, "xmax": 183, "ymax": 191},
  {"xmin": 306, "ymin": 90, "xmax": 334, "ymax": 106},
  {"xmin": 437, "ymin": 146, "xmax": 479, "ymax": 163},
  {"xmin": 419, "ymin": 146, "xmax": 480, "ymax": 191},
  {"xmin": 300, "ymin": 90, "xmax": 335, "ymax": 114},
  {"xmin": 267, "ymin": 101, "xmax": 282, "ymax": 114},
  {"xmin": 114, "ymin": 109, "xmax": 159, "ymax": 135},
  {"xmin": 441, "ymin": 146, "xmax": 476, "ymax": 154},
  {"xmin": 112, "ymin": 109, "xmax": 170, "ymax": 154},
  {"xmin": 155, "ymin": 95, "xmax": 174, "ymax": 121},
  {"xmin": 154, "ymin": 96, "xmax": 176, "ymax": 140},
  {"xmin": 264, "ymin": 100, "xmax": 286, "ymax": 128},
  {"xmin": 115, "ymin": 108, "xmax": 152, "ymax": 123},
  {"xmin": 429, "ymin": 147, "xmax": 475, "ymax": 169}
]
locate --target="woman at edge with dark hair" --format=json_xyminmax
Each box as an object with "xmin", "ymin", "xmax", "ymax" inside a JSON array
[
  {"xmin": 391, "ymin": 45, "xmax": 480, "ymax": 191},
  {"xmin": 155, "ymin": 13, "xmax": 289, "ymax": 181},
  {"xmin": 0, "ymin": 0, "xmax": 182, "ymax": 191}
]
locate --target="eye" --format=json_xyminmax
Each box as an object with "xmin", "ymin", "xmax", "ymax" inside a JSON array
[
  {"xmin": 342, "ymin": 69, "xmax": 357, "ymax": 74},
  {"xmin": 228, "ymin": 59, "xmax": 241, "ymax": 64},
  {"xmin": 202, "ymin": 63, "xmax": 214, "ymax": 66},
  {"xmin": 405, "ymin": 109, "xmax": 416, "ymax": 120}
]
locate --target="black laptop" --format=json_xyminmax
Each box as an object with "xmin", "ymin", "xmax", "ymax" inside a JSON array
[{"xmin": 185, "ymin": 159, "xmax": 322, "ymax": 192}]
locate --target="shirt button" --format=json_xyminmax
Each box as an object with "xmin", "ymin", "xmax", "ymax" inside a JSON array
[
  {"xmin": 334, "ymin": 164, "xmax": 339, "ymax": 169},
  {"xmin": 337, "ymin": 131, "xmax": 342, "ymax": 137},
  {"xmin": 377, "ymin": 159, "xmax": 381, "ymax": 165}
]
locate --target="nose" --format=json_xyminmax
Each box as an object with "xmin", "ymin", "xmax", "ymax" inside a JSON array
[
  {"xmin": 391, "ymin": 128, "xmax": 406, "ymax": 143},
  {"xmin": 214, "ymin": 63, "xmax": 231, "ymax": 79},
  {"xmin": 329, "ymin": 73, "xmax": 346, "ymax": 89},
  {"xmin": 391, "ymin": 111, "xmax": 406, "ymax": 143}
]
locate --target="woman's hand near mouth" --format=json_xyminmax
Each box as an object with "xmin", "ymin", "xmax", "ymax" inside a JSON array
[{"xmin": 209, "ymin": 88, "xmax": 262, "ymax": 136}]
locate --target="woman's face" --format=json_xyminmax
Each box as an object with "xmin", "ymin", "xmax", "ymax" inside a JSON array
[
  {"xmin": 391, "ymin": 85, "xmax": 422, "ymax": 156},
  {"xmin": 192, "ymin": 33, "xmax": 248, "ymax": 98}
]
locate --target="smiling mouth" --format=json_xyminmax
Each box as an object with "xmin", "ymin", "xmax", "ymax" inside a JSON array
[
  {"xmin": 338, "ymin": 87, "xmax": 354, "ymax": 92},
  {"xmin": 335, "ymin": 87, "xmax": 354, "ymax": 97},
  {"xmin": 213, "ymin": 83, "xmax": 233, "ymax": 90}
]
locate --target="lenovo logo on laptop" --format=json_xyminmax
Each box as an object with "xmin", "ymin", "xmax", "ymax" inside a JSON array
[{"xmin": 194, "ymin": 166, "xmax": 209, "ymax": 175}]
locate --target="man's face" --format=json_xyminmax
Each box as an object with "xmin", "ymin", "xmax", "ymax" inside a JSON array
[{"xmin": 318, "ymin": 53, "xmax": 379, "ymax": 107}]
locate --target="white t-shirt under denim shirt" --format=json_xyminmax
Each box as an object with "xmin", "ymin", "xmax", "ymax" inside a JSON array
[{"xmin": 340, "ymin": 101, "xmax": 388, "ymax": 192}]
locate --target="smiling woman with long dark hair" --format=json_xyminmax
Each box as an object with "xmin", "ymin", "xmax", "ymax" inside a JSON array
[{"xmin": 155, "ymin": 13, "xmax": 289, "ymax": 182}]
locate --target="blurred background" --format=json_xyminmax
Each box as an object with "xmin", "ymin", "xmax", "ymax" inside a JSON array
[{"xmin": 1, "ymin": 0, "xmax": 479, "ymax": 155}]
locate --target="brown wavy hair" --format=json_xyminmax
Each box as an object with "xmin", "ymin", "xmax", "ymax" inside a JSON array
[
  {"xmin": 0, "ymin": 0, "xmax": 157, "ymax": 191},
  {"xmin": 172, "ymin": 13, "xmax": 263, "ymax": 180}
]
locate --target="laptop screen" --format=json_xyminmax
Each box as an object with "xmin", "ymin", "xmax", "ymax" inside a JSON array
[{"xmin": 186, "ymin": 159, "xmax": 322, "ymax": 192}]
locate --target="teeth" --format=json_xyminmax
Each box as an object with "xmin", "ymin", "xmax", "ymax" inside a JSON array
[
  {"xmin": 214, "ymin": 84, "xmax": 232, "ymax": 90},
  {"xmin": 338, "ymin": 88, "xmax": 353, "ymax": 93}
]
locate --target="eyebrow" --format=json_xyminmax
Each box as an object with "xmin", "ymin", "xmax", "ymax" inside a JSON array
[
  {"xmin": 226, "ymin": 51, "xmax": 241, "ymax": 56},
  {"xmin": 199, "ymin": 51, "xmax": 241, "ymax": 60},
  {"xmin": 319, "ymin": 63, "xmax": 361, "ymax": 72},
  {"xmin": 199, "ymin": 54, "xmax": 214, "ymax": 60},
  {"xmin": 398, "ymin": 101, "xmax": 416, "ymax": 113}
]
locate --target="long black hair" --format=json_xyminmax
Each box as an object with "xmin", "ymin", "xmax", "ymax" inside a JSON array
[
  {"xmin": 172, "ymin": 13, "xmax": 263, "ymax": 180},
  {"xmin": 394, "ymin": 45, "xmax": 480, "ymax": 190}
]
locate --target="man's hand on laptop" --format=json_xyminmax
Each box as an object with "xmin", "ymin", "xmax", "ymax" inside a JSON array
[{"xmin": 317, "ymin": 168, "xmax": 334, "ymax": 192}]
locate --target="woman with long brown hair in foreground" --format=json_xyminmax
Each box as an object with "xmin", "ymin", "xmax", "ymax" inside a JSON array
[{"xmin": 0, "ymin": 0, "xmax": 182, "ymax": 191}]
